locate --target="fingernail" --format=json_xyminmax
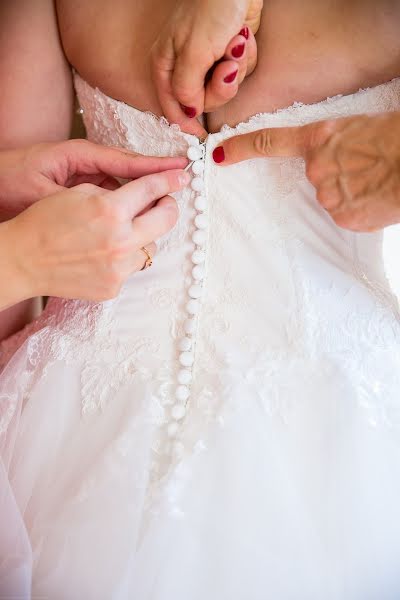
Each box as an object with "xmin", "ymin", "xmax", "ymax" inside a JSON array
[
  {"xmin": 232, "ymin": 43, "xmax": 245, "ymax": 58},
  {"xmin": 213, "ymin": 146, "xmax": 225, "ymax": 164},
  {"xmin": 179, "ymin": 171, "xmax": 191, "ymax": 186},
  {"xmin": 181, "ymin": 105, "xmax": 197, "ymax": 118},
  {"xmin": 239, "ymin": 27, "xmax": 249, "ymax": 40},
  {"xmin": 223, "ymin": 70, "xmax": 238, "ymax": 84}
]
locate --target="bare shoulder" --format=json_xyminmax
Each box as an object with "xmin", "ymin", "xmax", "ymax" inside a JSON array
[{"xmin": 0, "ymin": 0, "xmax": 73, "ymax": 147}]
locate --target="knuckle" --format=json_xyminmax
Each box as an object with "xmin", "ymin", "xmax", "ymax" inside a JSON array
[
  {"xmin": 313, "ymin": 119, "xmax": 338, "ymax": 146},
  {"xmin": 63, "ymin": 138, "xmax": 91, "ymax": 158},
  {"xmin": 143, "ymin": 177, "xmax": 160, "ymax": 200},
  {"xmin": 316, "ymin": 186, "xmax": 342, "ymax": 211},
  {"xmin": 333, "ymin": 211, "xmax": 360, "ymax": 231},
  {"xmin": 173, "ymin": 85, "xmax": 194, "ymax": 103},
  {"xmin": 163, "ymin": 200, "xmax": 179, "ymax": 228},
  {"xmin": 318, "ymin": 119, "xmax": 337, "ymax": 139},
  {"xmin": 316, "ymin": 187, "xmax": 330, "ymax": 207},
  {"xmin": 68, "ymin": 138, "xmax": 91, "ymax": 151},
  {"xmin": 73, "ymin": 182, "xmax": 98, "ymax": 195},
  {"xmin": 105, "ymin": 237, "xmax": 131, "ymax": 261},
  {"xmin": 305, "ymin": 157, "xmax": 323, "ymax": 183},
  {"xmin": 90, "ymin": 195, "xmax": 121, "ymax": 222},
  {"xmin": 253, "ymin": 129, "xmax": 274, "ymax": 156}
]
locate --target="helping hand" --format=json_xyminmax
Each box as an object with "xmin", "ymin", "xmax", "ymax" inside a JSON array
[
  {"xmin": 152, "ymin": 0, "xmax": 263, "ymax": 136},
  {"xmin": 0, "ymin": 139, "xmax": 187, "ymax": 220},
  {"xmin": 213, "ymin": 112, "xmax": 400, "ymax": 231},
  {"xmin": 1, "ymin": 168, "xmax": 190, "ymax": 309}
]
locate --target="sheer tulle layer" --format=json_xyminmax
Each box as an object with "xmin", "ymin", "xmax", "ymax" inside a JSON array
[{"xmin": 2, "ymin": 341, "xmax": 400, "ymax": 598}]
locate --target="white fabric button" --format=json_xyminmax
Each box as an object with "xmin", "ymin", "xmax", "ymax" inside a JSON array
[
  {"xmin": 194, "ymin": 214, "xmax": 208, "ymax": 229},
  {"xmin": 172, "ymin": 440, "xmax": 185, "ymax": 458},
  {"xmin": 192, "ymin": 230, "xmax": 206, "ymax": 246},
  {"xmin": 187, "ymin": 146, "xmax": 203, "ymax": 161},
  {"xmin": 178, "ymin": 369, "xmax": 192, "ymax": 385},
  {"xmin": 189, "ymin": 284, "xmax": 202, "ymax": 299},
  {"xmin": 191, "ymin": 177, "xmax": 204, "ymax": 192},
  {"xmin": 184, "ymin": 319, "xmax": 195, "ymax": 334},
  {"xmin": 175, "ymin": 385, "xmax": 190, "ymax": 402},
  {"xmin": 192, "ymin": 265, "xmax": 205, "ymax": 280},
  {"xmin": 179, "ymin": 352, "xmax": 194, "ymax": 367},
  {"xmin": 194, "ymin": 195, "xmax": 207, "ymax": 211},
  {"xmin": 192, "ymin": 250, "xmax": 205, "ymax": 264},
  {"xmin": 186, "ymin": 299, "xmax": 200, "ymax": 315},
  {"xmin": 172, "ymin": 403, "xmax": 187, "ymax": 420},
  {"xmin": 179, "ymin": 337, "xmax": 192, "ymax": 351},
  {"xmin": 167, "ymin": 422, "xmax": 179, "ymax": 437},
  {"xmin": 192, "ymin": 160, "xmax": 205, "ymax": 175}
]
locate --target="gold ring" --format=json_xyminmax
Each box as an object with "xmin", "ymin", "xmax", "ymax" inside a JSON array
[{"xmin": 140, "ymin": 246, "xmax": 153, "ymax": 270}]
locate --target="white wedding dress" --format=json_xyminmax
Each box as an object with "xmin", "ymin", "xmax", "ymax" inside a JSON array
[{"xmin": 1, "ymin": 74, "xmax": 400, "ymax": 599}]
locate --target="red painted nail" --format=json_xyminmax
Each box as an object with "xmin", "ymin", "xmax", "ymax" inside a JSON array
[
  {"xmin": 232, "ymin": 43, "xmax": 245, "ymax": 58},
  {"xmin": 213, "ymin": 146, "xmax": 225, "ymax": 164},
  {"xmin": 239, "ymin": 27, "xmax": 249, "ymax": 40},
  {"xmin": 223, "ymin": 70, "xmax": 238, "ymax": 84},
  {"xmin": 181, "ymin": 105, "xmax": 197, "ymax": 118}
]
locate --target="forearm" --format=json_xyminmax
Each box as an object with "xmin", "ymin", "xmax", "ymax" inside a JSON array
[
  {"xmin": 0, "ymin": 0, "xmax": 73, "ymax": 335},
  {"xmin": 0, "ymin": 219, "xmax": 32, "ymax": 311},
  {"xmin": 0, "ymin": 0, "xmax": 73, "ymax": 150}
]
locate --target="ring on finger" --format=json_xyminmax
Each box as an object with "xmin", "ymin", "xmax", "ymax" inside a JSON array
[{"xmin": 140, "ymin": 246, "xmax": 153, "ymax": 270}]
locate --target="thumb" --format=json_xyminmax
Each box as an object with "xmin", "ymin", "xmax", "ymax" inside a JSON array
[{"xmin": 212, "ymin": 121, "xmax": 336, "ymax": 165}]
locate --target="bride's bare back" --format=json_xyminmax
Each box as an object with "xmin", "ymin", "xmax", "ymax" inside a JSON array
[{"xmin": 56, "ymin": 0, "xmax": 400, "ymax": 132}]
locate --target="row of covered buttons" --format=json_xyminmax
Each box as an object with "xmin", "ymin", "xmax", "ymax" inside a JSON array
[{"xmin": 167, "ymin": 138, "xmax": 208, "ymax": 458}]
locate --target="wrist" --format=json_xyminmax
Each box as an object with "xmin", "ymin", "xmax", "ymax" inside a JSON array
[{"xmin": 0, "ymin": 217, "xmax": 37, "ymax": 310}]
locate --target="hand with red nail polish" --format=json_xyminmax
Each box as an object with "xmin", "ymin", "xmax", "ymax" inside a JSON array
[
  {"xmin": 214, "ymin": 113, "xmax": 400, "ymax": 232},
  {"xmin": 213, "ymin": 146, "xmax": 226, "ymax": 164},
  {"xmin": 151, "ymin": 0, "xmax": 263, "ymax": 135}
]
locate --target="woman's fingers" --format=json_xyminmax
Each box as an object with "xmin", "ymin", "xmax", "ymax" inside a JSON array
[
  {"xmin": 204, "ymin": 60, "xmax": 240, "ymax": 113},
  {"xmin": 151, "ymin": 35, "xmax": 208, "ymax": 137},
  {"xmin": 151, "ymin": 0, "xmax": 263, "ymax": 133},
  {"xmin": 204, "ymin": 28, "xmax": 257, "ymax": 113},
  {"xmin": 109, "ymin": 169, "xmax": 190, "ymax": 219},
  {"xmin": 135, "ymin": 195, "xmax": 179, "ymax": 237},
  {"xmin": 224, "ymin": 33, "xmax": 248, "ymax": 82},
  {"xmin": 67, "ymin": 173, "xmax": 122, "ymax": 190},
  {"xmin": 132, "ymin": 196, "xmax": 179, "ymax": 247},
  {"xmin": 59, "ymin": 140, "xmax": 189, "ymax": 184},
  {"xmin": 243, "ymin": 29, "xmax": 258, "ymax": 77},
  {"xmin": 212, "ymin": 122, "xmax": 336, "ymax": 165}
]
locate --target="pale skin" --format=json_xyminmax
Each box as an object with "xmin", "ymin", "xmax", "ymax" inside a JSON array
[
  {"xmin": 0, "ymin": 164, "xmax": 189, "ymax": 310},
  {"xmin": 0, "ymin": 140, "xmax": 189, "ymax": 310},
  {"xmin": 1, "ymin": 0, "xmax": 400, "ymax": 338}
]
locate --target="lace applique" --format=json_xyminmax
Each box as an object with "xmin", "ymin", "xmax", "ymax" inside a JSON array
[{"xmin": 0, "ymin": 296, "xmax": 164, "ymax": 430}]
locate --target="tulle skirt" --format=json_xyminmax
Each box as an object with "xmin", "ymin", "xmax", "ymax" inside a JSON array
[{"xmin": 2, "ymin": 330, "xmax": 400, "ymax": 599}]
